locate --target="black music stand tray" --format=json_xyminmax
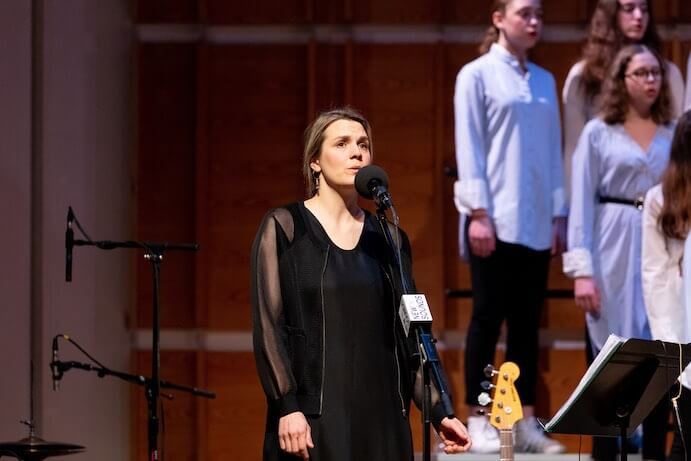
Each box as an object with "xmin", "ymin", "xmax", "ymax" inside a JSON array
[{"xmin": 541, "ymin": 337, "xmax": 691, "ymax": 461}]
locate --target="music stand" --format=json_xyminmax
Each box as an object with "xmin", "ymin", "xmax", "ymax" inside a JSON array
[{"xmin": 541, "ymin": 337, "xmax": 691, "ymax": 461}]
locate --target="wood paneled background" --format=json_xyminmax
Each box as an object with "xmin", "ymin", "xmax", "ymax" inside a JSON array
[{"xmin": 132, "ymin": 1, "xmax": 691, "ymax": 459}]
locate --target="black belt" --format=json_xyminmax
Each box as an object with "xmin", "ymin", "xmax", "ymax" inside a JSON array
[{"xmin": 598, "ymin": 196, "xmax": 644, "ymax": 210}]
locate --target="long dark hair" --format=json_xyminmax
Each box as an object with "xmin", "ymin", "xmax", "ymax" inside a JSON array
[
  {"xmin": 659, "ymin": 111, "xmax": 691, "ymax": 240},
  {"xmin": 581, "ymin": 0, "xmax": 662, "ymax": 102},
  {"xmin": 600, "ymin": 45, "xmax": 671, "ymax": 125}
]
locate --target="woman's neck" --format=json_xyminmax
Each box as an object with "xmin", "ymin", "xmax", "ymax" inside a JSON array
[
  {"xmin": 305, "ymin": 187, "xmax": 362, "ymax": 221},
  {"xmin": 497, "ymin": 38, "xmax": 528, "ymax": 70},
  {"xmin": 626, "ymin": 102, "xmax": 653, "ymax": 123}
]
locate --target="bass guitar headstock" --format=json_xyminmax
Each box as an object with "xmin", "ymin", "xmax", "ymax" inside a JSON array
[{"xmin": 477, "ymin": 361, "xmax": 523, "ymax": 430}]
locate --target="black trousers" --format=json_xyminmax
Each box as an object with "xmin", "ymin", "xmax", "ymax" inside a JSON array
[
  {"xmin": 669, "ymin": 386, "xmax": 691, "ymax": 461},
  {"xmin": 464, "ymin": 238, "xmax": 551, "ymax": 405}
]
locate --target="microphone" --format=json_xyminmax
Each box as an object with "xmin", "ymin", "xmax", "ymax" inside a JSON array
[
  {"xmin": 51, "ymin": 335, "xmax": 61, "ymax": 391},
  {"xmin": 399, "ymin": 294, "xmax": 455, "ymax": 417},
  {"xmin": 399, "ymin": 294, "xmax": 433, "ymax": 337},
  {"xmin": 355, "ymin": 165, "xmax": 393, "ymax": 210},
  {"xmin": 65, "ymin": 207, "xmax": 74, "ymax": 282}
]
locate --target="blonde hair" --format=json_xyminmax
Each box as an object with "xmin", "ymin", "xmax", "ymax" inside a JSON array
[{"xmin": 479, "ymin": 0, "xmax": 512, "ymax": 54}]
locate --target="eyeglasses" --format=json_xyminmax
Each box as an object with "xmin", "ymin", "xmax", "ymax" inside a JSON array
[
  {"xmin": 625, "ymin": 67, "xmax": 662, "ymax": 82},
  {"xmin": 618, "ymin": 2, "xmax": 649, "ymax": 15}
]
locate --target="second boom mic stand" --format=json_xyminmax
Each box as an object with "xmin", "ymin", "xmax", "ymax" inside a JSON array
[{"xmin": 70, "ymin": 236, "xmax": 206, "ymax": 461}]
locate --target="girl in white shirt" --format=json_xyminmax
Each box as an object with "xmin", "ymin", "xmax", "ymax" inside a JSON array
[
  {"xmin": 453, "ymin": 0, "xmax": 566, "ymax": 454},
  {"xmin": 642, "ymin": 110, "xmax": 691, "ymax": 461}
]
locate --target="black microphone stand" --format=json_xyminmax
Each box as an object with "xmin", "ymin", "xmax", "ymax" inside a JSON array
[
  {"xmin": 52, "ymin": 359, "xmax": 216, "ymax": 399},
  {"xmin": 374, "ymin": 206, "xmax": 455, "ymax": 461},
  {"xmin": 70, "ymin": 236, "xmax": 199, "ymax": 461}
]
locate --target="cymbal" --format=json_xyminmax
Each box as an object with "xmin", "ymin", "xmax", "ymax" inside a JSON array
[{"xmin": 0, "ymin": 435, "xmax": 84, "ymax": 460}]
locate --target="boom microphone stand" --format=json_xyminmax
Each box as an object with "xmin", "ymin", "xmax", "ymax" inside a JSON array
[
  {"xmin": 374, "ymin": 205, "xmax": 455, "ymax": 461},
  {"xmin": 65, "ymin": 207, "xmax": 201, "ymax": 461}
]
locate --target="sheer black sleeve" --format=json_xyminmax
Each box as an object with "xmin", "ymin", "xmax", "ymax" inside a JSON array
[{"xmin": 250, "ymin": 208, "xmax": 299, "ymax": 417}]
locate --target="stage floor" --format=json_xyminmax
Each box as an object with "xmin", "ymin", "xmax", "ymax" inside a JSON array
[{"xmin": 418, "ymin": 454, "xmax": 643, "ymax": 461}]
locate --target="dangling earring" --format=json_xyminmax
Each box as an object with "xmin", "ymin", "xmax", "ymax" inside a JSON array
[{"xmin": 312, "ymin": 169, "xmax": 321, "ymax": 191}]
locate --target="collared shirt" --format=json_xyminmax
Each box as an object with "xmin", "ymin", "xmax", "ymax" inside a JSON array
[
  {"xmin": 642, "ymin": 185, "xmax": 691, "ymax": 390},
  {"xmin": 453, "ymin": 43, "xmax": 566, "ymax": 253}
]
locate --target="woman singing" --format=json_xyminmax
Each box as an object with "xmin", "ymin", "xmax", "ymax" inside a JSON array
[{"xmin": 251, "ymin": 107, "xmax": 471, "ymax": 460}]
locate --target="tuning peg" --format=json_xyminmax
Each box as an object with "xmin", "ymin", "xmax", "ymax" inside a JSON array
[
  {"xmin": 480, "ymin": 380, "xmax": 495, "ymax": 390},
  {"xmin": 483, "ymin": 364, "xmax": 498, "ymax": 377},
  {"xmin": 477, "ymin": 392, "xmax": 492, "ymax": 407}
]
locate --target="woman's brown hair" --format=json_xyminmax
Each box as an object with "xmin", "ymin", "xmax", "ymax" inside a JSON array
[
  {"xmin": 302, "ymin": 107, "xmax": 373, "ymax": 198},
  {"xmin": 600, "ymin": 44, "xmax": 671, "ymax": 125},
  {"xmin": 658, "ymin": 111, "xmax": 691, "ymax": 240},
  {"xmin": 479, "ymin": 0, "xmax": 512, "ymax": 54},
  {"xmin": 581, "ymin": 0, "xmax": 662, "ymax": 102}
]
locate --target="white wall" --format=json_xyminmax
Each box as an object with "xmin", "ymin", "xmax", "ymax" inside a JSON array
[
  {"xmin": 0, "ymin": 0, "xmax": 33, "ymax": 442},
  {"xmin": 0, "ymin": 1, "xmax": 132, "ymax": 460}
]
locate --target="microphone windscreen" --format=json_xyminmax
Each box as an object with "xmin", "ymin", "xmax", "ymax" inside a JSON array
[{"xmin": 355, "ymin": 165, "xmax": 389, "ymax": 199}]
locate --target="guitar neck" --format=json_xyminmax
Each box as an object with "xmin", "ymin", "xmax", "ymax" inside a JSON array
[{"xmin": 499, "ymin": 429, "xmax": 514, "ymax": 461}]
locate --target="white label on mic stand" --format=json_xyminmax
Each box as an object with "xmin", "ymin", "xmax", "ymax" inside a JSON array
[{"xmin": 399, "ymin": 294, "xmax": 433, "ymax": 336}]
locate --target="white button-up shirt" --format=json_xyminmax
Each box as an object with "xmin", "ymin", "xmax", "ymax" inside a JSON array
[
  {"xmin": 453, "ymin": 43, "xmax": 566, "ymax": 255},
  {"xmin": 642, "ymin": 185, "xmax": 691, "ymax": 390}
]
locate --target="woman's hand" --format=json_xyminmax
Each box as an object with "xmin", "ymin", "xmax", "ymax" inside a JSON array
[
  {"xmin": 437, "ymin": 417, "xmax": 472, "ymax": 454},
  {"xmin": 574, "ymin": 277, "xmax": 601, "ymax": 317},
  {"xmin": 551, "ymin": 217, "xmax": 567, "ymax": 256},
  {"xmin": 468, "ymin": 210, "xmax": 495, "ymax": 258},
  {"xmin": 278, "ymin": 411, "xmax": 314, "ymax": 460}
]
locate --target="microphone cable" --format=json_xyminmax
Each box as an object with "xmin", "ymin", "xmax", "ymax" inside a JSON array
[
  {"xmin": 671, "ymin": 342, "xmax": 687, "ymax": 461},
  {"xmin": 389, "ymin": 204, "xmax": 409, "ymax": 295},
  {"xmin": 52, "ymin": 334, "xmax": 108, "ymax": 369}
]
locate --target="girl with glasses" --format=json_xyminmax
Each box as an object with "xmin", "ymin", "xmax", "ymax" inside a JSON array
[
  {"xmin": 564, "ymin": 44, "xmax": 675, "ymax": 461},
  {"xmin": 563, "ymin": 0, "xmax": 685, "ymax": 198}
]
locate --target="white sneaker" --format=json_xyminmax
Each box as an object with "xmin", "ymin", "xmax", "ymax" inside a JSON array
[
  {"xmin": 514, "ymin": 416, "xmax": 567, "ymax": 454},
  {"xmin": 467, "ymin": 415, "xmax": 500, "ymax": 453}
]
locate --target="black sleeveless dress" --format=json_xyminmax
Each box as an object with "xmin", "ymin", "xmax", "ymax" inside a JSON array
[{"xmin": 266, "ymin": 203, "xmax": 413, "ymax": 461}]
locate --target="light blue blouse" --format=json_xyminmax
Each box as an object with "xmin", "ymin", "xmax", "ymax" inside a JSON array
[
  {"xmin": 564, "ymin": 117, "xmax": 674, "ymax": 352},
  {"xmin": 453, "ymin": 43, "xmax": 566, "ymax": 256}
]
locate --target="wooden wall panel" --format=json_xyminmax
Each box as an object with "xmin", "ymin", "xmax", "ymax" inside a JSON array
[
  {"xmin": 313, "ymin": 1, "xmax": 346, "ymax": 23},
  {"xmin": 202, "ymin": 0, "xmax": 310, "ymax": 24},
  {"xmin": 350, "ymin": 0, "xmax": 441, "ymax": 23},
  {"xmin": 350, "ymin": 43, "xmax": 445, "ymax": 318},
  {"xmin": 441, "ymin": 44, "xmax": 481, "ymax": 293},
  {"xmin": 681, "ymin": 1, "xmax": 691, "ymax": 22},
  {"xmin": 135, "ymin": 0, "xmax": 199, "ymax": 24},
  {"xmin": 206, "ymin": 352, "xmax": 265, "ymax": 461},
  {"xmin": 133, "ymin": 351, "xmax": 198, "ymax": 461},
  {"xmin": 440, "ymin": 0, "xmax": 491, "ymax": 24},
  {"xmin": 542, "ymin": 0, "xmax": 590, "ymax": 24},
  {"xmin": 651, "ymin": 0, "xmax": 675, "ymax": 24},
  {"xmin": 203, "ymin": 45, "xmax": 308, "ymax": 331},
  {"xmin": 313, "ymin": 44, "xmax": 347, "ymax": 112},
  {"xmin": 136, "ymin": 43, "xmax": 197, "ymax": 329}
]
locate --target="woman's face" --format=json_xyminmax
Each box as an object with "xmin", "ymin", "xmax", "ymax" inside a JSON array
[
  {"xmin": 494, "ymin": 0, "xmax": 543, "ymax": 52},
  {"xmin": 311, "ymin": 119, "xmax": 372, "ymax": 193},
  {"xmin": 617, "ymin": 0, "xmax": 650, "ymax": 42},
  {"xmin": 624, "ymin": 50, "xmax": 662, "ymax": 108}
]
